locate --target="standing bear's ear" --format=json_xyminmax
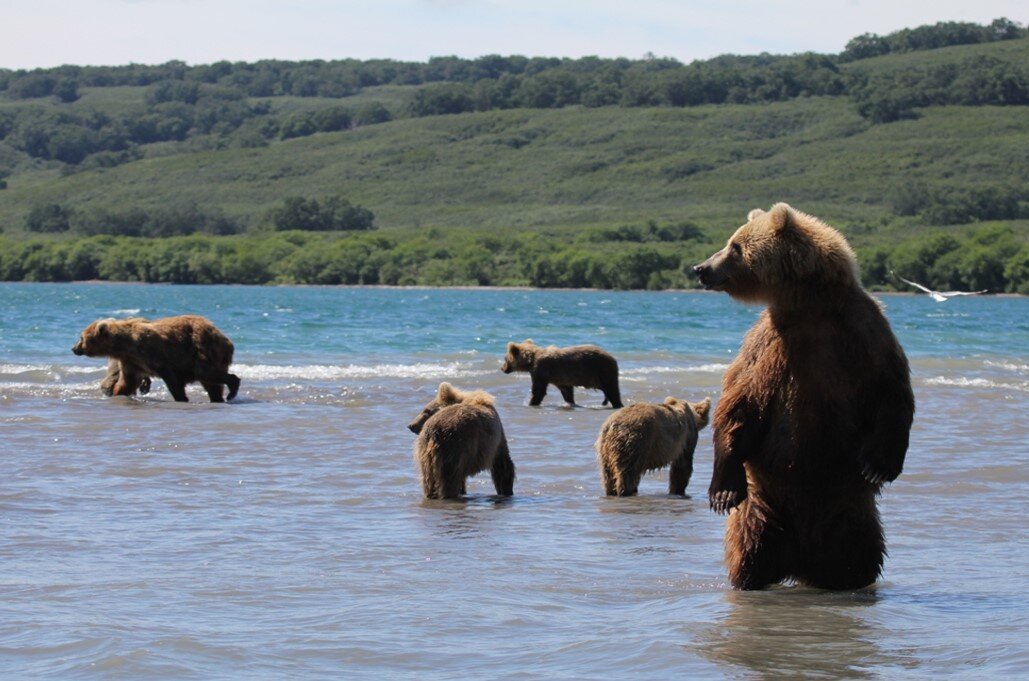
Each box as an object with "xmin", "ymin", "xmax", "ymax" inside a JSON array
[
  {"xmin": 767, "ymin": 203, "xmax": 796, "ymax": 233},
  {"xmin": 747, "ymin": 209, "xmax": 765, "ymax": 221},
  {"xmin": 506, "ymin": 342, "xmax": 519, "ymax": 355}
]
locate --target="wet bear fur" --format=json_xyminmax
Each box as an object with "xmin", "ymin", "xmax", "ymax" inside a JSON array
[
  {"xmin": 501, "ymin": 339, "xmax": 623, "ymax": 408},
  {"xmin": 693, "ymin": 203, "xmax": 914, "ymax": 590},
  {"xmin": 408, "ymin": 382, "xmax": 515, "ymax": 499},
  {"xmin": 73, "ymin": 315, "xmax": 241, "ymax": 403},
  {"xmin": 596, "ymin": 396, "xmax": 711, "ymax": 496}
]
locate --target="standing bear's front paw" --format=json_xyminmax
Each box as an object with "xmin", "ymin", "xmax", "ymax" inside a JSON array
[
  {"xmin": 708, "ymin": 463, "xmax": 748, "ymax": 515},
  {"xmin": 858, "ymin": 452, "xmax": 903, "ymax": 486}
]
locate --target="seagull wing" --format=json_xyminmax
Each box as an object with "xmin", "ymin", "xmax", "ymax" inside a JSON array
[
  {"xmin": 892, "ymin": 272, "xmax": 935, "ymax": 295},
  {"xmin": 939, "ymin": 290, "xmax": 988, "ymax": 297}
]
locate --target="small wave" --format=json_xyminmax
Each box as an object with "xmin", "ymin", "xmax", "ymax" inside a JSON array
[
  {"xmin": 924, "ymin": 376, "xmax": 1029, "ymax": 393},
  {"xmin": 109, "ymin": 308, "xmax": 141, "ymax": 315},
  {"xmin": 0, "ymin": 364, "xmax": 103, "ymax": 378},
  {"xmin": 623, "ymin": 364, "xmax": 729, "ymax": 376},
  {"xmin": 235, "ymin": 362, "xmax": 491, "ymax": 381},
  {"xmin": 984, "ymin": 360, "xmax": 1029, "ymax": 373}
]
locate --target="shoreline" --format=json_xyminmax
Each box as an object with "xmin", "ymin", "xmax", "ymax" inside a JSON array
[{"xmin": 2, "ymin": 280, "xmax": 1024, "ymax": 298}]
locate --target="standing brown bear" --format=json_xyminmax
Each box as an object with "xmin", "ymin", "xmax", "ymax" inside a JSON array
[
  {"xmin": 501, "ymin": 339, "xmax": 623, "ymax": 408},
  {"xmin": 693, "ymin": 203, "xmax": 914, "ymax": 590},
  {"xmin": 408, "ymin": 382, "xmax": 515, "ymax": 499},
  {"xmin": 73, "ymin": 315, "xmax": 241, "ymax": 403},
  {"xmin": 596, "ymin": 396, "xmax": 710, "ymax": 496}
]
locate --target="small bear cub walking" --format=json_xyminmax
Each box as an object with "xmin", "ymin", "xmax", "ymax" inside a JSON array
[
  {"xmin": 595, "ymin": 397, "xmax": 710, "ymax": 496},
  {"xmin": 408, "ymin": 382, "xmax": 515, "ymax": 499},
  {"xmin": 501, "ymin": 339, "xmax": 623, "ymax": 408}
]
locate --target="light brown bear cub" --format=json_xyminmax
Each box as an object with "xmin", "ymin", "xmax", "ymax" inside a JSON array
[
  {"xmin": 693, "ymin": 203, "xmax": 914, "ymax": 590},
  {"xmin": 596, "ymin": 396, "xmax": 710, "ymax": 496},
  {"xmin": 100, "ymin": 358, "xmax": 152, "ymax": 397},
  {"xmin": 408, "ymin": 382, "xmax": 515, "ymax": 499},
  {"xmin": 73, "ymin": 315, "xmax": 241, "ymax": 403},
  {"xmin": 501, "ymin": 339, "xmax": 622, "ymax": 408}
]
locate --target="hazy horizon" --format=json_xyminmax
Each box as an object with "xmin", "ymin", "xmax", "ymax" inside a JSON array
[{"xmin": 1, "ymin": 0, "xmax": 1024, "ymax": 70}]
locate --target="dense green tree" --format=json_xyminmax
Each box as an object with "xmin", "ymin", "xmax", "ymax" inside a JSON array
[{"xmin": 25, "ymin": 203, "xmax": 72, "ymax": 233}]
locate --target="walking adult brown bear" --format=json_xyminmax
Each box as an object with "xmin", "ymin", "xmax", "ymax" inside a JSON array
[
  {"xmin": 501, "ymin": 340, "xmax": 623, "ymax": 408},
  {"xmin": 408, "ymin": 382, "xmax": 515, "ymax": 499},
  {"xmin": 595, "ymin": 396, "xmax": 710, "ymax": 496},
  {"xmin": 73, "ymin": 315, "xmax": 241, "ymax": 403},
  {"xmin": 693, "ymin": 203, "xmax": 914, "ymax": 590}
]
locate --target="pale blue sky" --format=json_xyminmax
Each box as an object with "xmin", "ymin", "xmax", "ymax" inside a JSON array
[{"xmin": 2, "ymin": 0, "xmax": 1024, "ymax": 69}]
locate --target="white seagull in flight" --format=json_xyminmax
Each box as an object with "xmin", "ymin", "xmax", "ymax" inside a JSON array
[{"xmin": 891, "ymin": 272, "xmax": 987, "ymax": 302}]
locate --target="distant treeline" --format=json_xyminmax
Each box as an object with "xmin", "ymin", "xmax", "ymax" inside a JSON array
[
  {"xmin": 1, "ymin": 221, "xmax": 1025, "ymax": 293},
  {"xmin": 20, "ymin": 194, "xmax": 375, "ymax": 236},
  {"xmin": 0, "ymin": 19, "xmax": 1025, "ymax": 168}
]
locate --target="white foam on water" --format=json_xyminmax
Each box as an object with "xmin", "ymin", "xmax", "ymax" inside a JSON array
[
  {"xmin": 0, "ymin": 364, "xmax": 103, "ymax": 376},
  {"xmin": 984, "ymin": 360, "xmax": 1029, "ymax": 374},
  {"xmin": 924, "ymin": 376, "xmax": 1029, "ymax": 393},
  {"xmin": 235, "ymin": 362, "xmax": 492, "ymax": 381},
  {"xmin": 622, "ymin": 363, "xmax": 729, "ymax": 376}
]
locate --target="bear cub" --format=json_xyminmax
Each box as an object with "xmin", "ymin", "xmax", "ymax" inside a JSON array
[
  {"xmin": 596, "ymin": 396, "xmax": 710, "ymax": 496},
  {"xmin": 100, "ymin": 358, "xmax": 153, "ymax": 397},
  {"xmin": 502, "ymin": 339, "xmax": 622, "ymax": 408},
  {"xmin": 408, "ymin": 382, "xmax": 516, "ymax": 499}
]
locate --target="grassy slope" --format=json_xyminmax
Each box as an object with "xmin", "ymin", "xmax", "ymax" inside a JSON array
[{"xmin": 0, "ymin": 39, "xmax": 1026, "ymax": 247}]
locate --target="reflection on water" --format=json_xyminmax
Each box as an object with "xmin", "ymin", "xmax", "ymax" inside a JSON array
[{"xmin": 699, "ymin": 589, "xmax": 892, "ymax": 679}]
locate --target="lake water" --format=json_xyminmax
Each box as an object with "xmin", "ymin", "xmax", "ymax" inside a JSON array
[{"xmin": 1, "ymin": 282, "xmax": 1026, "ymax": 678}]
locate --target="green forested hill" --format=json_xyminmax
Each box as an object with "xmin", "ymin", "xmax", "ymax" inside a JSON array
[{"xmin": 0, "ymin": 21, "xmax": 1026, "ymax": 291}]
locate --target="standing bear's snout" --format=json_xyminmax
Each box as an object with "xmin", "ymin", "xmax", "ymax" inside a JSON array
[{"xmin": 692, "ymin": 250, "xmax": 728, "ymax": 290}]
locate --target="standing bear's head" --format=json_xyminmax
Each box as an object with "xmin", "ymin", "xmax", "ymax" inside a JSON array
[
  {"xmin": 501, "ymin": 340, "xmax": 538, "ymax": 374},
  {"xmin": 693, "ymin": 203, "xmax": 860, "ymax": 305},
  {"xmin": 407, "ymin": 382, "xmax": 496, "ymax": 434}
]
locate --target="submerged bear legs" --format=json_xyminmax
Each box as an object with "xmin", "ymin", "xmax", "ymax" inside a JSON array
[
  {"xmin": 490, "ymin": 438, "xmax": 515, "ymax": 496},
  {"xmin": 725, "ymin": 497, "xmax": 791, "ymax": 590},
  {"xmin": 726, "ymin": 495, "xmax": 885, "ymax": 590},
  {"xmin": 529, "ymin": 376, "xmax": 548, "ymax": 406},
  {"xmin": 668, "ymin": 451, "xmax": 694, "ymax": 496},
  {"xmin": 157, "ymin": 371, "xmax": 190, "ymax": 402},
  {"xmin": 601, "ymin": 378, "xmax": 623, "ymax": 409},
  {"xmin": 794, "ymin": 502, "xmax": 885, "ymax": 590},
  {"xmin": 558, "ymin": 385, "xmax": 575, "ymax": 405}
]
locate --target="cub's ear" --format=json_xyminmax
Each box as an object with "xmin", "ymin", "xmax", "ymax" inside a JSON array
[
  {"xmin": 436, "ymin": 382, "xmax": 460, "ymax": 403},
  {"xmin": 691, "ymin": 397, "xmax": 712, "ymax": 429},
  {"xmin": 522, "ymin": 338, "xmax": 534, "ymax": 346},
  {"xmin": 767, "ymin": 203, "xmax": 795, "ymax": 232},
  {"xmin": 747, "ymin": 208, "xmax": 765, "ymax": 221},
  {"xmin": 663, "ymin": 396, "xmax": 680, "ymax": 407},
  {"xmin": 506, "ymin": 342, "xmax": 519, "ymax": 355},
  {"xmin": 95, "ymin": 321, "xmax": 109, "ymax": 336}
]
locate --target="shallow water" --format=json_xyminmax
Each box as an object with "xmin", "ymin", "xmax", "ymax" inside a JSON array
[{"xmin": 1, "ymin": 283, "xmax": 1027, "ymax": 678}]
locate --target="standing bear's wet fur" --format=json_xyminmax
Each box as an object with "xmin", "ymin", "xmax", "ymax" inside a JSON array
[
  {"xmin": 73, "ymin": 315, "xmax": 241, "ymax": 403},
  {"xmin": 501, "ymin": 340, "xmax": 623, "ymax": 408},
  {"xmin": 408, "ymin": 382, "xmax": 515, "ymax": 499},
  {"xmin": 693, "ymin": 203, "xmax": 914, "ymax": 590},
  {"xmin": 596, "ymin": 396, "xmax": 710, "ymax": 496}
]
